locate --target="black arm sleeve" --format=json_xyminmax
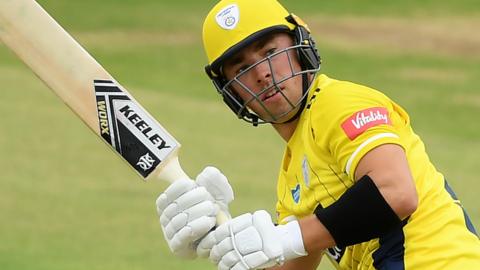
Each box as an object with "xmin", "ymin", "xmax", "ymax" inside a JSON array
[{"xmin": 314, "ymin": 175, "xmax": 402, "ymax": 247}]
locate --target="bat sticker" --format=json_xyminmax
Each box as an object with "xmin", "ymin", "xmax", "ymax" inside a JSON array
[{"xmin": 94, "ymin": 79, "xmax": 177, "ymax": 178}]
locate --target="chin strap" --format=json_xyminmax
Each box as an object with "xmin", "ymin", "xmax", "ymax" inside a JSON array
[{"xmin": 252, "ymin": 115, "xmax": 259, "ymax": 127}]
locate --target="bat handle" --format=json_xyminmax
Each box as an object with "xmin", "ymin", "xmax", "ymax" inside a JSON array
[
  {"xmin": 154, "ymin": 155, "xmax": 190, "ymax": 184},
  {"xmin": 215, "ymin": 211, "xmax": 230, "ymax": 225},
  {"xmin": 154, "ymin": 156, "xmax": 230, "ymax": 225}
]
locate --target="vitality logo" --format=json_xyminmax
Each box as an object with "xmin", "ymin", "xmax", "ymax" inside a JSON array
[{"xmin": 341, "ymin": 107, "xmax": 391, "ymax": 140}]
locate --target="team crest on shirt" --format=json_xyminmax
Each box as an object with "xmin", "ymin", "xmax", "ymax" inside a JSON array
[
  {"xmin": 302, "ymin": 155, "xmax": 310, "ymax": 187},
  {"xmin": 341, "ymin": 107, "xmax": 391, "ymax": 140},
  {"xmin": 291, "ymin": 184, "xmax": 301, "ymax": 204}
]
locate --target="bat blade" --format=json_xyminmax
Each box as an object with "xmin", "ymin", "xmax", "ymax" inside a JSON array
[{"xmin": 0, "ymin": 0, "xmax": 186, "ymax": 183}]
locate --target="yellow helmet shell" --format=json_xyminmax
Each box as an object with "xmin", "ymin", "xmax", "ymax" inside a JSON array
[{"xmin": 202, "ymin": 0, "xmax": 296, "ymax": 73}]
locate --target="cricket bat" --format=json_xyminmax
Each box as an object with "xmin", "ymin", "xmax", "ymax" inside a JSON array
[{"xmin": 0, "ymin": 0, "xmax": 228, "ymax": 223}]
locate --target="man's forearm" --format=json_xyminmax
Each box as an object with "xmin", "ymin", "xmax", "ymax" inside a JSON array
[{"xmin": 299, "ymin": 215, "xmax": 336, "ymax": 253}]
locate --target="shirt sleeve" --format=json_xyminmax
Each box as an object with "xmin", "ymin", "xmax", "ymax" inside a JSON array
[{"xmin": 310, "ymin": 80, "xmax": 408, "ymax": 180}]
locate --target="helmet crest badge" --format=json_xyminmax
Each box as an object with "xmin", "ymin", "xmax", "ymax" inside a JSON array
[{"xmin": 215, "ymin": 4, "xmax": 239, "ymax": 30}]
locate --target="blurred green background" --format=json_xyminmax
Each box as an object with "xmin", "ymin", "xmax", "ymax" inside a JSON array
[{"xmin": 0, "ymin": 1, "xmax": 479, "ymax": 269}]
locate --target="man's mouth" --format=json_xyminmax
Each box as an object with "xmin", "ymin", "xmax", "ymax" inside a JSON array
[{"xmin": 261, "ymin": 87, "xmax": 284, "ymax": 101}]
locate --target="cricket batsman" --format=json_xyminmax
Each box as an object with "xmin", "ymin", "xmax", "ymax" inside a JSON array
[{"xmin": 155, "ymin": 0, "xmax": 480, "ymax": 269}]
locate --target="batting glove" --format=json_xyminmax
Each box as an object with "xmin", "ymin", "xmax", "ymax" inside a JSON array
[
  {"xmin": 197, "ymin": 210, "xmax": 307, "ymax": 270},
  {"xmin": 156, "ymin": 166, "xmax": 234, "ymax": 259}
]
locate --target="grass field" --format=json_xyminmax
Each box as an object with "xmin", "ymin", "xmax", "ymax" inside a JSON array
[{"xmin": 0, "ymin": 1, "xmax": 478, "ymax": 269}]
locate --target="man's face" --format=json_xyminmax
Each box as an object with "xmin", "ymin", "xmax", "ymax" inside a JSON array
[{"xmin": 222, "ymin": 33, "xmax": 304, "ymax": 123}]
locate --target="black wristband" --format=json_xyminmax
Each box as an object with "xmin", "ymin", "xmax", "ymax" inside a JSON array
[{"xmin": 314, "ymin": 175, "xmax": 402, "ymax": 247}]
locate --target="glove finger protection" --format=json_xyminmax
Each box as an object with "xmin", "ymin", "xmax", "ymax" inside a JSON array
[
  {"xmin": 156, "ymin": 167, "xmax": 234, "ymax": 259},
  {"xmin": 196, "ymin": 166, "xmax": 234, "ymax": 214},
  {"xmin": 162, "ymin": 188, "xmax": 217, "ymax": 238},
  {"xmin": 198, "ymin": 210, "xmax": 308, "ymax": 270}
]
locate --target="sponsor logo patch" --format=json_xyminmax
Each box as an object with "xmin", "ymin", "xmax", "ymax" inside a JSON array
[{"xmin": 341, "ymin": 107, "xmax": 391, "ymax": 140}]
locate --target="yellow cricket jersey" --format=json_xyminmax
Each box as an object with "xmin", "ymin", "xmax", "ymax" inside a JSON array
[{"xmin": 276, "ymin": 74, "xmax": 480, "ymax": 269}]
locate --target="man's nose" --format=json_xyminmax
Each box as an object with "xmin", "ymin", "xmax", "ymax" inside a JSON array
[{"xmin": 252, "ymin": 60, "xmax": 272, "ymax": 85}]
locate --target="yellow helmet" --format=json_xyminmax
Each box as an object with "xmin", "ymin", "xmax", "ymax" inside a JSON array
[
  {"xmin": 202, "ymin": 0, "xmax": 321, "ymax": 125},
  {"xmin": 203, "ymin": 0, "xmax": 296, "ymax": 75}
]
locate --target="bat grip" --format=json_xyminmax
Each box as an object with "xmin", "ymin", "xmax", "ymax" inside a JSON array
[
  {"xmin": 216, "ymin": 211, "xmax": 230, "ymax": 225},
  {"xmin": 154, "ymin": 156, "xmax": 229, "ymax": 225},
  {"xmin": 154, "ymin": 155, "xmax": 190, "ymax": 184}
]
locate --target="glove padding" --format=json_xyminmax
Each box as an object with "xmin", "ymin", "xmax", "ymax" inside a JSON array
[
  {"xmin": 198, "ymin": 210, "xmax": 307, "ymax": 270},
  {"xmin": 156, "ymin": 166, "xmax": 233, "ymax": 259}
]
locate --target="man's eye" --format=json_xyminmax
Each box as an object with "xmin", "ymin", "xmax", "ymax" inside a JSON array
[
  {"xmin": 236, "ymin": 65, "xmax": 250, "ymax": 74},
  {"xmin": 266, "ymin": 48, "xmax": 277, "ymax": 56}
]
